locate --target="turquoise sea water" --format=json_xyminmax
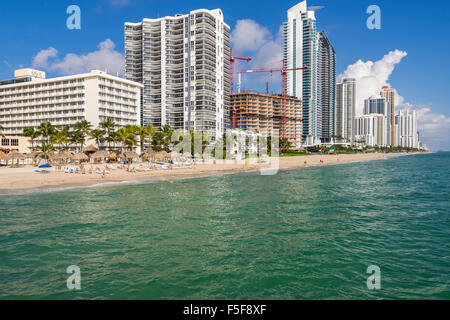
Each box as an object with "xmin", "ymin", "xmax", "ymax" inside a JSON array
[{"xmin": 0, "ymin": 153, "xmax": 449, "ymax": 299}]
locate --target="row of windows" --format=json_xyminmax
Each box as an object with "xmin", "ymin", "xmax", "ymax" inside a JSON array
[{"xmin": 1, "ymin": 138, "xmax": 19, "ymax": 146}]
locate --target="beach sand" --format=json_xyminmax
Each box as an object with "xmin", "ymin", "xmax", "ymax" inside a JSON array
[{"xmin": 0, "ymin": 153, "xmax": 425, "ymax": 194}]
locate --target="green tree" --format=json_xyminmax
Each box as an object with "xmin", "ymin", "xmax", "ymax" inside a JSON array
[
  {"xmin": 100, "ymin": 118, "xmax": 117, "ymax": 150},
  {"xmin": 38, "ymin": 121, "xmax": 56, "ymax": 146},
  {"xmin": 137, "ymin": 125, "xmax": 155, "ymax": 152},
  {"xmin": 36, "ymin": 142, "xmax": 55, "ymax": 162},
  {"xmin": 73, "ymin": 120, "xmax": 92, "ymax": 151},
  {"xmin": 89, "ymin": 128, "xmax": 104, "ymax": 149},
  {"xmin": 115, "ymin": 127, "xmax": 136, "ymax": 151},
  {"xmin": 70, "ymin": 130, "xmax": 85, "ymax": 152},
  {"xmin": 51, "ymin": 129, "xmax": 70, "ymax": 151},
  {"xmin": 23, "ymin": 127, "xmax": 40, "ymax": 151}
]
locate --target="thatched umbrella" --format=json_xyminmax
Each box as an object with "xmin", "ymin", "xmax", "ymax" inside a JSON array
[
  {"xmin": 125, "ymin": 151, "xmax": 139, "ymax": 161},
  {"xmin": 6, "ymin": 151, "xmax": 26, "ymax": 166},
  {"xmin": 91, "ymin": 150, "xmax": 109, "ymax": 163},
  {"xmin": 108, "ymin": 151, "xmax": 118, "ymax": 160},
  {"xmin": 0, "ymin": 150, "xmax": 6, "ymax": 165},
  {"xmin": 83, "ymin": 144, "xmax": 97, "ymax": 153},
  {"xmin": 169, "ymin": 151, "xmax": 180, "ymax": 160},
  {"xmin": 72, "ymin": 152, "xmax": 89, "ymax": 162},
  {"xmin": 154, "ymin": 152, "xmax": 165, "ymax": 162},
  {"xmin": 51, "ymin": 151, "xmax": 73, "ymax": 163}
]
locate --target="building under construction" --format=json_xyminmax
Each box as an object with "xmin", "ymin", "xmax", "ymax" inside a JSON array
[{"xmin": 230, "ymin": 92, "xmax": 302, "ymax": 148}]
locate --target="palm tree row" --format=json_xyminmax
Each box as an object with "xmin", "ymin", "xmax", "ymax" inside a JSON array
[{"xmin": 22, "ymin": 118, "xmax": 161, "ymax": 154}]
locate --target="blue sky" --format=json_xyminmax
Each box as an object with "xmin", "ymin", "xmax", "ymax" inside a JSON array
[{"xmin": 0, "ymin": 0, "xmax": 449, "ymax": 149}]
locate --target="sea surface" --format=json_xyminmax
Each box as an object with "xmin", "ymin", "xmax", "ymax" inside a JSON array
[{"xmin": 0, "ymin": 153, "xmax": 449, "ymax": 299}]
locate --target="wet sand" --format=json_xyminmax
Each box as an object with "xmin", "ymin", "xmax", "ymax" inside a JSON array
[{"xmin": 0, "ymin": 152, "xmax": 426, "ymax": 194}]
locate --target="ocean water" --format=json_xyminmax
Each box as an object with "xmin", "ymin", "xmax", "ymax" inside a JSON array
[{"xmin": 0, "ymin": 153, "xmax": 449, "ymax": 300}]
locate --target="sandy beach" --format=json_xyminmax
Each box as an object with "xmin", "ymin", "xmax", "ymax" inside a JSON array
[{"xmin": 0, "ymin": 152, "xmax": 425, "ymax": 194}]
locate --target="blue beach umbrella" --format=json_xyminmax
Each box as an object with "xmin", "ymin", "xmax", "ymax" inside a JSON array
[{"xmin": 38, "ymin": 163, "xmax": 52, "ymax": 168}]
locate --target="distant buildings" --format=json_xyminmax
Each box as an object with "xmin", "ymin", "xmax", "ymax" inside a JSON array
[
  {"xmin": 318, "ymin": 31, "xmax": 336, "ymax": 143},
  {"xmin": 0, "ymin": 68, "xmax": 142, "ymax": 136},
  {"xmin": 335, "ymin": 78, "xmax": 356, "ymax": 143},
  {"xmin": 380, "ymin": 86, "xmax": 396, "ymax": 146},
  {"xmin": 125, "ymin": 9, "xmax": 231, "ymax": 140},
  {"xmin": 395, "ymin": 109, "xmax": 419, "ymax": 148},
  {"xmin": 363, "ymin": 95, "xmax": 392, "ymax": 146},
  {"xmin": 284, "ymin": 1, "xmax": 320, "ymax": 145},
  {"xmin": 230, "ymin": 92, "xmax": 303, "ymax": 148},
  {"xmin": 354, "ymin": 114, "xmax": 389, "ymax": 147}
]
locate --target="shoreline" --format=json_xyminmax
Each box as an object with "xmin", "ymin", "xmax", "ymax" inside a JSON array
[{"xmin": 0, "ymin": 152, "xmax": 431, "ymax": 195}]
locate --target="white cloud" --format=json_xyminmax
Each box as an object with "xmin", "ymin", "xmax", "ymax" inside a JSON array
[
  {"xmin": 338, "ymin": 49, "xmax": 408, "ymax": 116},
  {"xmin": 32, "ymin": 39, "xmax": 124, "ymax": 76},
  {"xmin": 398, "ymin": 103, "xmax": 450, "ymax": 151},
  {"xmin": 231, "ymin": 19, "xmax": 283, "ymax": 89},
  {"xmin": 339, "ymin": 50, "xmax": 450, "ymax": 151}
]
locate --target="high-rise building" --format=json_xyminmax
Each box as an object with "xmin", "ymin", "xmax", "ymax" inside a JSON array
[
  {"xmin": 0, "ymin": 68, "xmax": 142, "ymax": 136},
  {"xmin": 354, "ymin": 114, "xmax": 388, "ymax": 147},
  {"xmin": 364, "ymin": 95, "xmax": 391, "ymax": 146},
  {"xmin": 335, "ymin": 78, "xmax": 356, "ymax": 143},
  {"xmin": 230, "ymin": 92, "xmax": 303, "ymax": 148},
  {"xmin": 318, "ymin": 31, "xmax": 336, "ymax": 143},
  {"xmin": 283, "ymin": 1, "xmax": 320, "ymax": 145},
  {"xmin": 395, "ymin": 109, "xmax": 419, "ymax": 148},
  {"xmin": 125, "ymin": 9, "xmax": 231, "ymax": 140},
  {"xmin": 380, "ymin": 85, "xmax": 396, "ymax": 146}
]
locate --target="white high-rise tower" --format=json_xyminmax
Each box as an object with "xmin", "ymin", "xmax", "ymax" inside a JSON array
[
  {"xmin": 283, "ymin": 1, "xmax": 320, "ymax": 145},
  {"xmin": 125, "ymin": 9, "xmax": 231, "ymax": 139}
]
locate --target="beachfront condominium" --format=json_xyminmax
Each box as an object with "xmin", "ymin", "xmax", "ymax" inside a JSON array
[
  {"xmin": 364, "ymin": 95, "xmax": 391, "ymax": 146},
  {"xmin": 354, "ymin": 114, "xmax": 388, "ymax": 147},
  {"xmin": 317, "ymin": 31, "xmax": 336, "ymax": 143},
  {"xmin": 230, "ymin": 92, "xmax": 303, "ymax": 148},
  {"xmin": 284, "ymin": 1, "xmax": 320, "ymax": 145},
  {"xmin": 335, "ymin": 78, "xmax": 356, "ymax": 143},
  {"xmin": 380, "ymin": 85, "xmax": 396, "ymax": 146},
  {"xmin": 0, "ymin": 68, "xmax": 142, "ymax": 136},
  {"xmin": 395, "ymin": 109, "xmax": 419, "ymax": 148},
  {"xmin": 125, "ymin": 9, "xmax": 231, "ymax": 140}
]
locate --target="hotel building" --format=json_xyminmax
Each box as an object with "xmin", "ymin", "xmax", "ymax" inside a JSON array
[
  {"xmin": 0, "ymin": 68, "xmax": 143, "ymax": 136},
  {"xmin": 125, "ymin": 9, "xmax": 231, "ymax": 139},
  {"xmin": 395, "ymin": 109, "xmax": 419, "ymax": 148},
  {"xmin": 230, "ymin": 92, "xmax": 303, "ymax": 148},
  {"xmin": 354, "ymin": 114, "xmax": 388, "ymax": 147},
  {"xmin": 284, "ymin": 1, "xmax": 320, "ymax": 145},
  {"xmin": 335, "ymin": 78, "xmax": 356, "ymax": 143}
]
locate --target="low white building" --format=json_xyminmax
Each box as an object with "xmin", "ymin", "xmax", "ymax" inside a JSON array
[
  {"xmin": 354, "ymin": 114, "xmax": 388, "ymax": 147},
  {"xmin": 395, "ymin": 109, "xmax": 419, "ymax": 149},
  {"xmin": 0, "ymin": 68, "xmax": 143, "ymax": 136}
]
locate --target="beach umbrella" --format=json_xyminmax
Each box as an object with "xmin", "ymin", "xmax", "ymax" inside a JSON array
[
  {"xmin": 92, "ymin": 150, "xmax": 109, "ymax": 159},
  {"xmin": 38, "ymin": 163, "xmax": 52, "ymax": 168},
  {"xmin": 0, "ymin": 151, "xmax": 6, "ymax": 160},
  {"xmin": 125, "ymin": 151, "xmax": 139, "ymax": 160},
  {"xmin": 72, "ymin": 152, "xmax": 89, "ymax": 162},
  {"xmin": 108, "ymin": 151, "xmax": 117, "ymax": 159},
  {"xmin": 143, "ymin": 148, "xmax": 154, "ymax": 154},
  {"xmin": 154, "ymin": 153, "xmax": 165, "ymax": 162},
  {"xmin": 83, "ymin": 144, "xmax": 98, "ymax": 153},
  {"xmin": 6, "ymin": 151, "xmax": 26, "ymax": 166}
]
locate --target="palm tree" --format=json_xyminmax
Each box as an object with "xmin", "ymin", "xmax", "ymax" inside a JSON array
[
  {"xmin": 36, "ymin": 142, "xmax": 55, "ymax": 163},
  {"xmin": 51, "ymin": 129, "xmax": 70, "ymax": 151},
  {"xmin": 73, "ymin": 120, "xmax": 92, "ymax": 151},
  {"xmin": 89, "ymin": 128, "xmax": 104, "ymax": 149},
  {"xmin": 137, "ymin": 125, "xmax": 155, "ymax": 152},
  {"xmin": 115, "ymin": 127, "xmax": 136, "ymax": 151},
  {"xmin": 23, "ymin": 127, "xmax": 40, "ymax": 151},
  {"xmin": 70, "ymin": 130, "xmax": 85, "ymax": 152},
  {"xmin": 38, "ymin": 121, "xmax": 56, "ymax": 146},
  {"xmin": 100, "ymin": 118, "xmax": 117, "ymax": 150}
]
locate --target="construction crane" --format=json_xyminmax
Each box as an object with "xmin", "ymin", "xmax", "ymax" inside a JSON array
[
  {"xmin": 237, "ymin": 60, "xmax": 307, "ymax": 139},
  {"xmin": 230, "ymin": 48, "xmax": 251, "ymax": 129}
]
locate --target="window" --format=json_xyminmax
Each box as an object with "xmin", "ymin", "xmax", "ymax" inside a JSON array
[
  {"xmin": 1, "ymin": 138, "xmax": 10, "ymax": 146},
  {"xmin": 10, "ymin": 139, "xmax": 19, "ymax": 146}
]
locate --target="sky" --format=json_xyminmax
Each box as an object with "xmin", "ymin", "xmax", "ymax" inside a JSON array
[{"xmin": 0, "ymin": 0, "xmax": 449, "ymax": 150}]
